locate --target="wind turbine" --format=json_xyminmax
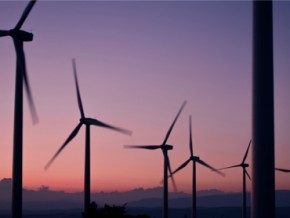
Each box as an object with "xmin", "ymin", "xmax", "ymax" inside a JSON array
[
  {"xmin": 170, "ymin": 115, "xmax": 224, "ymax": 218},
  {"xmin": 125, "ymin": 101, "xmax": 186, "ymax": 218},
  {"xmin": 0, "ymin": 1, "xmax": 38, "ymax": 218},
  {"xmin": 45, "ymin": 59, "xmax": 132, "ymax": 211},
  {"xmin": 219, "ymin": 140, "xmax": 252, "ymax": 218}
]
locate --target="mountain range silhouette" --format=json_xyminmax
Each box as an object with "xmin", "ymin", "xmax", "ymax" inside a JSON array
[{"xmin": 1, "ymin": 178, "xmax": 289, "ymax": 211}]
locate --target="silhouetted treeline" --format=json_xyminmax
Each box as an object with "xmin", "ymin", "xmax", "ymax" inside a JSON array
[{"xmin": 82, "ymin": 202, "xmax": 150, "ymax": 218}]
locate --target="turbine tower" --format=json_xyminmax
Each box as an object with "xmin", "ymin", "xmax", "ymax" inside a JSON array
[
  {"xmin": 0, "ymin": 1, "xmax": 38, "ymax": 218},
  {"xmin": 219, "ymin": 140, "xmax": 251, "ymax": 218},
  {"xmin": 171, "ymin": 115, "xmax": 224, "ymax": 218},
  {"xmin": 125, "ymin": 101, "xmax": 186, "ymax": 218},
  {"xmin": 45, "ymin": 59, "xmax": 132, "ymax": 211},
  {"xmin": 252, "ymin": 0, "xmax": 275, "ymax": 217}
]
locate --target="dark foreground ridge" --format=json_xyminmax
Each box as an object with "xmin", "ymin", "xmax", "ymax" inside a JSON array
[
  {"xmin": 1, "ymin": 178, "xmax": 290, "ymax": 217},
  {"xmin": 82, "ymin": 202, "xmax": 149, "ymax": 218},
  {"xmin": 1, "ymin": 206, "xmax": 290, "ymax": 218}
]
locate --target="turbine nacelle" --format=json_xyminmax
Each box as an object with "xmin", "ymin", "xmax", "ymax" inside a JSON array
[
  {"xmin": 80, "ymin": 117, "xmax": 95, "ymax": 125},
  {"xmin": 9, "ymin": 29, "xmax": 33, "ymax": 41},
  {"xmin": 242, "ymin": 163, "xmax": 249, "ymax": 168},
  {"xmin": 161, "ymin": 144, "xmax": 173, "ymax": 150},
  {"xmin": 80, "ymin": 117, "xmax": 102, "ymax": 126},
  {"xmin": 191, "ymin": 156, "xmax": 200, "ymax": 161}
]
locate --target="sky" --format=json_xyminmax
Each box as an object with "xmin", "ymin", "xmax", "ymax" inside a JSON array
[{"xmin": 0, "ymin": 0, "xmax": 290, "ymax": 194}]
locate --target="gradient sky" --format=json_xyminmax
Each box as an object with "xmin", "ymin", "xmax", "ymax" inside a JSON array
[{"xmin": 1, "ymin": 1, "xmax": 290, "ymax": 194}]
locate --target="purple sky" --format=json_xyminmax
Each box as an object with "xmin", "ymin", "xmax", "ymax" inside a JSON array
[{"xmin": 0, "ymin": 1, "xmax": 290, "ymax": 193}]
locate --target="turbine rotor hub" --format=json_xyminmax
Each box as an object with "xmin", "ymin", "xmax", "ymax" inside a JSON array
[
  {"xmin": 9, "ymin": 29, "xmax": 33, "ymax": 41},
  {"xmin": 80, "ymin": 117, "xmax": 87, "ymax": 124},
  {"xmin": 163, "ymin": 144, "xmax": 173, "ymax": 150},
  {"xmin": 242, "ymin": 163, "xmax": 249, "ymax": 168}
]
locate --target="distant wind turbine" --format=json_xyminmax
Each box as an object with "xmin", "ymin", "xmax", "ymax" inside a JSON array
[
  {"xmin": 0, "ymin": 1, "xmax": 38, "ymax": 218},
  {"xmin": 219, "ymin": 140, "xmax": 252, "ymax": 218},
  {"xmin": 45, "ymin": 59, "xmax": 132, "ymax": 211},
  {"xmin": 170, "ymin": 115, "xmax": 224, "ymax": 218},
  {"xmin": 276, "ymin": 168, "xmax": 290, "ymax": 173},
  {"xmin": 125, "ymin": 101, "xmax": 186, "ymax": 218}
]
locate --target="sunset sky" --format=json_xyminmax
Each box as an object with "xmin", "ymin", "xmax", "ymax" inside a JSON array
[{"xmin": 1, "ymin": 1, "xmax": 290, "ymax": 194}]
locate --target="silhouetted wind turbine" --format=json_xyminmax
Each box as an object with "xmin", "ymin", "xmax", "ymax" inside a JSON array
[
  {"xmin": 170, "ymin": 115, "xmax": 224, "ymax": 218},
  {"xmin": 45, "ymin": 59, "xmax": 132, "ymax": 211},
  {"xmin": 276, "ymin": 168, "xmax": 290, "ymax": 173},
  {"xmin": 219, "ymin": 140, "xmax": 252, "ymax": 218},
  {"xmin": 252, "ymin": 1, "xmax": 275, "ymax": 217},
  {"xmin": 0, "ymin": 1, "xmax": 38, "ymax": 218},
  {"xmin": 125, "ymin": 101, "xmax": 186, "ymax": 218}
]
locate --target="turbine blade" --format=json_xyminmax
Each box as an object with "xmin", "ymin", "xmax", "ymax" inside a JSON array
[
  {"xmin": 189, "ymin": 115, "xmax": 193, "ymax": 156},
  {"xmin": 124, "ymin": 145, "xmax": 160, "ymax": 150},
  {"xmin": 163, "ymin": 150, "xmax": 178, "ymax": 192},
  {"xmin": 171, "ymin": 158, "xmax": 191, "ymax": 175},
  {"xmin": 162, "ymin": 101, "xmax": 186, "ymax": 145},
  {"xmin": 89, "ymin": 118, "xmax": 132, "ymax": 135},
  {"xmin": 197, "ymin": 159, "xmax": 225, "ymax": 177},
  {"xmin": 44, "ymin": 123, "xmax": 82, "ymax": 170},
  {"xmin": 169, "ymin": 171, "xmax": 178, "ymax": 192},
  {"xmin": 218, "ymin": 164, "xmax": 242, "ymax": 170},
  {"xmin": 15, "ymin": 39, "xmax": 38, "ymax": 123},
  {"xmin": 245, "ymin": 169, "xmax": 251, "ymax": 181},
  {"xmin": 72, "ymin": 59, "xmax": 85, "ymax": 118},
  {"xmin": 276, "ymin": 168, "xmax": 290, "ymax": 173},
  {"xmin": 0, "ymin": 30, "xmax": 10, "ymax": 37},
  {"xmin": 15, "ymin": 0, "xmax": 37, "ymax": 30},
  {"xmin": 242, "ymin": 139, "xmax": 252, "ymax": 163}
]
